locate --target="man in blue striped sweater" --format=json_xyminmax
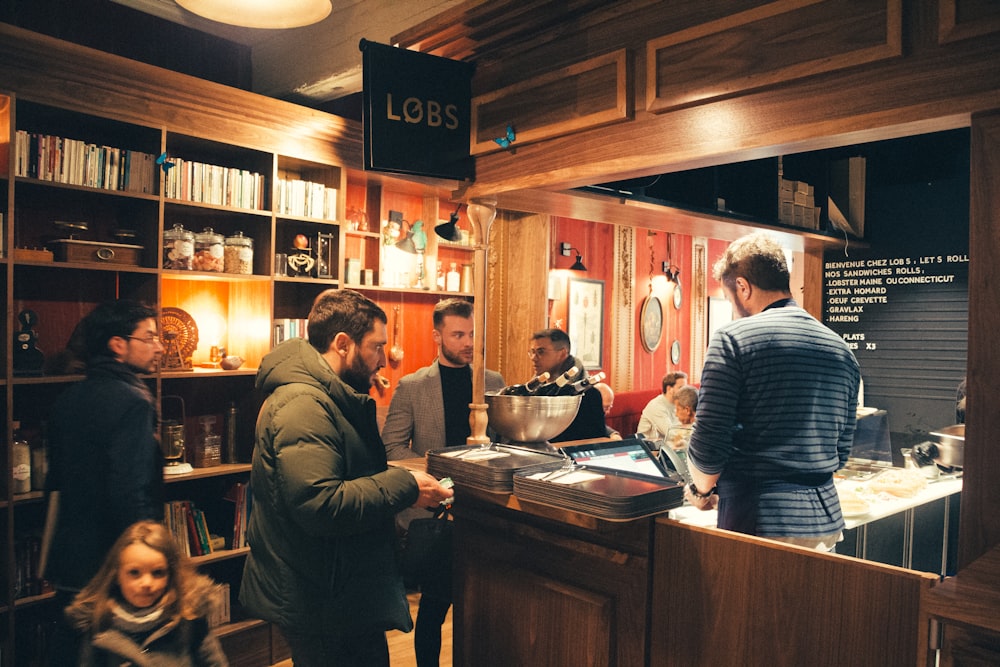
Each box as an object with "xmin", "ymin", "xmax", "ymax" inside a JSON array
[{"xmin": 685, "ymin": 232, "xmax": 860, "ymax": 551}]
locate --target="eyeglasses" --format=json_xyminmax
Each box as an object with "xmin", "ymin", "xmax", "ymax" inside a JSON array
[
  {"xmin": 128, "ymin": 335, "xmax": 163, "ymax": 346},
  {"xmin": 528, "ymin": 347, "xmax": 553, "ymax": 358}
]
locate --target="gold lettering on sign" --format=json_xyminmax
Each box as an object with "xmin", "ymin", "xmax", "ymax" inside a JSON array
[{"xmin": 385, "ymin": 93, "xmax": 460, "ymax": 130}]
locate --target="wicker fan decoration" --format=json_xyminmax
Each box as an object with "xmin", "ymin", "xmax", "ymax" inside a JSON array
[{"xmin": 160, "ymin": 307, "xmax": 199, "ymax": 371}]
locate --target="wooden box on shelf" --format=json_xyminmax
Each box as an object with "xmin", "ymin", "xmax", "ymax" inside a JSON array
[
  {"xmin": 50, "ymin": 239, "xmax": 143, "ymax": 266},
  {"xmin": 13, "ymin": 247, "xmax": 54, "ymax": 262}
]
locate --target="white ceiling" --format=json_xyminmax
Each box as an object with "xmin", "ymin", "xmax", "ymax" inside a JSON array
[{"xmin": 111, "ymin": 0, "xmax": 463, "ymax": 102}]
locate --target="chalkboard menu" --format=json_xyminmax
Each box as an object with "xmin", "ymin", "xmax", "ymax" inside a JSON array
[{"xmin": 821, "ymin": 130, "xmax": 969, "ymax": 439}]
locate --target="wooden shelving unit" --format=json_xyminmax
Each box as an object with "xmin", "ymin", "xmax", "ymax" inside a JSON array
[{"xmin": 0, "ymin": 26, "xmax": 462, "ymax": 666}]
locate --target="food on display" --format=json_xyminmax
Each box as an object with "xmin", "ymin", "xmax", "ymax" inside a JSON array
[
  {"xmin": 865, "ymin": 468, "xmax": 928, "ymax": 498},
  {"xmin": 836, "ymin": 486, "xmax": 870, "ymax": 516}
]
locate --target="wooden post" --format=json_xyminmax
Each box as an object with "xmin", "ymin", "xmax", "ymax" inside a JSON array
[{"xmin": 466, "ymin": 198, "xmax": 497, "ymax": 445}]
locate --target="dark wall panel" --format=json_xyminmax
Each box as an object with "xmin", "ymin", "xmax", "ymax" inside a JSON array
[{"xmin": 823, "ymin": 130, "xmax": 970, "ymax": 447}]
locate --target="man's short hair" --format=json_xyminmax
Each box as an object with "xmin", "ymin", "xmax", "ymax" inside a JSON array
[
  {"xmin": 433, "ymin": 298, "xmax": 473, "ymax": 329},
  {"xmin": 531, "ymin": 328, "xmax": 571, "ymax": 351},
  {"xmin": 712, "ymin": 231, "xmax": 790, "ymax": 292},
  {"xmin": 81, "ymin": 299, "xmax": 158, "ymax": 360},
  {"xmin": 307, "ymin": 289, "xmax": 387, "ymax": 352},
  {"xmin": 595, "ymin": 382, "xmax": 614, "ymax": 411},
  {"xmin": 662, "ymin": 371, "xmax": 688, "ymax": 393},
  {"xmin": 674, "ymin": 385, "xmax": 699, "ymax": 410}
]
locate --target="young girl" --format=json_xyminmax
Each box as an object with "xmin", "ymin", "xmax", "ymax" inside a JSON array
[{"xmin": 65, "ymin": 520, "xmax": 229, "ymax": 666}]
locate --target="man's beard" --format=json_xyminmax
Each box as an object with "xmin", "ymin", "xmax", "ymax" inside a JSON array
[
  {"xmin": 341, "ymin": 353, "xmax": 375, "ymax": 393},
  {"xmin": 441, "ymin": 345, "xmax": 472, "ymax": 367}
]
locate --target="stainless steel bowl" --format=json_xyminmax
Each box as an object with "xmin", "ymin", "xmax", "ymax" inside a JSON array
[
  {"xmin": 485, "ymin": 392, "xmax": 582, "ymax": 443},
  {"xmin": 928, "ymin": 424, "xmax": 964, "ymax": 468}
]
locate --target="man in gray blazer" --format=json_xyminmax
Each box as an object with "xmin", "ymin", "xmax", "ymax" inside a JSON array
[
  {"xmin": 382, "ymin": 298, "xmax": 503, "ymax": 666},
  {"xmin": 383, "ymin": 298, "xmax": 504, "ymax": 460}
]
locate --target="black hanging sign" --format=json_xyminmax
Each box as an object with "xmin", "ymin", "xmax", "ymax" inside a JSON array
[{"xmin": 360, "ymin": 39, "xmax": 474, "ymax": 181}]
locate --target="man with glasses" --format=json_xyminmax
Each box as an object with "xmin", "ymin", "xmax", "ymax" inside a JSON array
[
  {"xmin": 45, "ymin": 299, "xmax": 166, "ymax": 665},
  {"xmin": 528, "ymin": 328, "xmax": 607, "ymax": 443}
]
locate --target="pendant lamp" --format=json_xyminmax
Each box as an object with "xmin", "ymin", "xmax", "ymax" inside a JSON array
[{"xmin": 176, "ymin": 0, "xmax": 332, "ymax": 29}]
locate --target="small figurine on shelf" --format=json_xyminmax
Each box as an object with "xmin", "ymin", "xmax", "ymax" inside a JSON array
[
  {"xmin": 382, "ymin": 209, "xmax": 405, "ymax": 247},
  {"xmin": 288, "ymin": 234, "xmax": 316, "ymax": 277},
  {"xmin": 348, "ymin": 207, "xmax": 368, "ymax": 232}
]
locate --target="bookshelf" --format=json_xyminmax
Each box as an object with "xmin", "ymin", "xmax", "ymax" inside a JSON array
[{"xmin": 0, "ymin": 25, "xmax": 464, "ymax": 666}]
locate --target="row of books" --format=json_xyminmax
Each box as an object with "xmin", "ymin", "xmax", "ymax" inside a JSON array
[
  {"xmin": 162, "ymin": 157, "xmax": 266, "ymax": 211},
  {"xmin": 225, "ymin": 481, "xmax": 250, "ymax": 550},
  {"xmin": 276, "ymin": 175, "xmax": 338, "ymax": 220},
  {"xmin": 273, "ymin": 318, "xmax": 309, "ymax": 346},
  {"xmin": 165, "ymin": 500, "xmax": 219, "ymax": 558},
  {"xmin": 14, "ymin": 129, "xmax": 158, "ymax": 193}
]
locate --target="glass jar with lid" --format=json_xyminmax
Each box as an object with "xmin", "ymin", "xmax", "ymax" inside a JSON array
[
  {"xmin": 163, "ymin": 223, "xmax": 194, "ymax": 270},
  {"xmin": 224, "ymin": 231, "xmax": 254, "ymax": 274},
  {"xmin": 193, "ymin": 227, "xmax": 224, "ymax": 272}
]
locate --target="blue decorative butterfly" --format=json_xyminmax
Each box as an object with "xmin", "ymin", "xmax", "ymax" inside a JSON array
[
  {"xmin": 493, "ymin": 124, "xmax": 516, "ymax": 149},
  {"xmin": 156, "ymin": 152, "xmax": 175, "ymax": 173}
]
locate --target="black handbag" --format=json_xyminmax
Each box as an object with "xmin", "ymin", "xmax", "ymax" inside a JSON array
[{"xmin": 400, "ymin": 505, "xmax": 452, "ymax": 580}]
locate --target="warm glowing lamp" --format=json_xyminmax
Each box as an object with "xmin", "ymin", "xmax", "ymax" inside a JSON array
[{"xmin": 176, "ymin": 0, "xmax": 332, "ymax": 29}]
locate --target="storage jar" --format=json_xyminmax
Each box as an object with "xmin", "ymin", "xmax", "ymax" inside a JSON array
[
  {"xmin": 163, "ymin": 223, "xmax": 194, "ymax": 270},
  {"xmin": 193, "ymin": 227, "xmax": 224, "ymax": 272},
  {"xmin": 224, "ymin": 231, "xmax": 254, "ymax": 274}
]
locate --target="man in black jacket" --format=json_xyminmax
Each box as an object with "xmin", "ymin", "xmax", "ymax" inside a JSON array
[
  {"xmin": 45, "ymin": 299, "xmax": 165, "ymax": 665},
  {"xmin": 529, "ymin": 328, "xmax": 607, "ymax": 442}
]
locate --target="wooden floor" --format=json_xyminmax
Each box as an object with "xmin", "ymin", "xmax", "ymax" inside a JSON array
[{"xmin": 271, "ymin": 592, "xmax": 452, "ymax": 666}]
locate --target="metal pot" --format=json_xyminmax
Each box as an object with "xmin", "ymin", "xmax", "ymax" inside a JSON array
[{"xmin": 919, "ymin": 424, "xmax": 965, "ymax": 468}]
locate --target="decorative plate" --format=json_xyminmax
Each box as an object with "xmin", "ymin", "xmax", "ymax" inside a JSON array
[
  {"xmin": 673, "ymin": 283, "xmax": 683, "ymax": 309},
  {"xmin": 639, "ymin": 295, "xmax": 663, "ymax": 353},
  {"xmin": 671, "ymin": 339, "xmax": 681, "ymax": 364},
  {"xmin": 160, "ymin": 306, "xmax": 199, "ymax": 369}
]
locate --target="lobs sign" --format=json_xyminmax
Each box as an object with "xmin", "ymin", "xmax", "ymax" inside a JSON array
[{"xmin": 360, "ymin": 39, "xmax": 474, "ymax": 181}]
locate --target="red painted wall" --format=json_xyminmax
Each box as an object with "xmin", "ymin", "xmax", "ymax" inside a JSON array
[{"xmin": 549, "ymin": 218, "xmax": 703, "ymax": 394}]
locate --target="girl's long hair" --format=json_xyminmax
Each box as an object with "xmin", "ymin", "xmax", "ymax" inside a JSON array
[{"xmin": 68, "ymin": 520, "xmax": 215, "ymax": 631}]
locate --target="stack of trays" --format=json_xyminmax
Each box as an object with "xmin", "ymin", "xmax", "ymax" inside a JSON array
[
  {"xmin": 426, "ymin": 445, "xmax": 564, "ymax": 493},
  {"xmin": 512, "ymin": 467, "xmax": 685, "ymax": 520}
]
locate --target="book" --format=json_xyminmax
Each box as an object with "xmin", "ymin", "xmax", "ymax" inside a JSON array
[
  {"xmin": 185, "ymin": 504, "xmax": 203, "ymax": 556},
  {"xmin": 224, "ymin": 482, "xmax": 249, "ymax": 549},
  {"xmin": 194, "ymin": 508, "xmax": 213, "ymax": 555}
]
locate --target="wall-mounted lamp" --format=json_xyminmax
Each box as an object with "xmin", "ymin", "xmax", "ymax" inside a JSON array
[
  {"xmin": 176, "ymin": 0, "xmax": 332, "ymax": 28},
  {"xmin": 560, "ymin": 242, "xmax": 587, "ymax": 271},
  {"xmin": 434, "ymin": 204, "xmax": 463, "ymax": 242},
  {"xmin": 395, "ymin": 226, "xmax": 417, "ymax": 254}
]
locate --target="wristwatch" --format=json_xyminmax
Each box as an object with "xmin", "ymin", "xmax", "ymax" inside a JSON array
[{"xmin": 687, "ymin": 483, "xmax": 716, "ymax": 499}]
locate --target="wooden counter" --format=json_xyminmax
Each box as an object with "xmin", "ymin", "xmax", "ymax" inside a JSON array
[
  {"xmin": 450, "ymin": 487, "xmax": 653, "ymax": 666},
  {"xmin": 922, "ymin": 545, "xmax": 1000, "ymax": 665},
  {"xmin": 449, "ymin": 480, "xmax": 940, "ymax": 666}
]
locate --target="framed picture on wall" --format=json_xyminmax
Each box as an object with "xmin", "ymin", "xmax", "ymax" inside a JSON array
[
  {"xmin": 567, "ymin": 277, "xmax": 604, "ymax": 369},
  {"xmin": 639, "ymin": 294, "xmax": 663, "ymax": 352}
]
